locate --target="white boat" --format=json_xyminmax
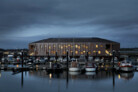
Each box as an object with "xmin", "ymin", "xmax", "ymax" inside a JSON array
[
  {"xmin": 94, "ymin": 57, "xmax": 100, "ymax": 62},
  {"xmin": 119, "ymin": 61, "xmax": 134, "ymax": 72},
  {"xmin": 1, "ymin": 57, "xmax": 5, "ymax": 63},
  {"xmin": 85, "ymin": 62, "xmax": 96, "ymax": 72},
  {"xmin": 63, "ymin": 58, "xmax": 67, "ymax": 62},
  {"xmin": 50, "ymin": 57, "xmax": 56, "ymax": 61},
  {"xmin": 70, "ymin": 58, "xmax": 76, "ymax": 61},
  {"xmin": 88, "ymin": 56, "xmax": 93, "ymax": 61},
  {"xmin": 69, "ymin": 61, "xmax": 80, "ymax": 72},
  {"xmin": 57, "ymin": 57, "xmax": 63, "ymax": 62}
]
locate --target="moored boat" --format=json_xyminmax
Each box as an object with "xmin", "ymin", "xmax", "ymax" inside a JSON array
[
  {"xmin": 69, "ymin": 61, "xmax": 80, "ymax": 72},
  {"xmin": 94, "ymin": 57, "xmax": 100, "ymax": 62},
  {"xmin": 119, "ymin": 61, "xmax": 134, "ymax": 72},
  {"xmin": 85, "ymin": 62, "xmax": 96, "ymax": 72}
]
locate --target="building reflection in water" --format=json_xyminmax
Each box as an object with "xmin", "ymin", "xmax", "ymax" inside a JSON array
[
  {"xmin": 26, "ymin": 70, "xmax": 135, "ymax": 89},
  {"xmin": 28, "ymin": 71, "xmax": 118, "ymax": 80},
  {"xmin": 27, "ymin": 70, "xmax": 119, "ymax": 80}
]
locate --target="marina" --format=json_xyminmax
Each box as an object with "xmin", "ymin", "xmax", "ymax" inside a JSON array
[{"xmin": 0, "ymin": 0, "xmax": 138, "ymax": 92}]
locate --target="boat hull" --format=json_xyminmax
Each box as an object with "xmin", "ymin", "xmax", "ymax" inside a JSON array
[
  {"xmin": 120, "ymin": 67, "xmax": 134, "ymax": 72},
  {"xmin": 85, "ymin": 68, "xmax": 96, "ymax": 72},
  {"xmin": 69, "ymin": 67, "xmax": 80, "ymax": 72}
]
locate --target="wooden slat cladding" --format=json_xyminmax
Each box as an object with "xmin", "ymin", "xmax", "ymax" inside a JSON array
[{"xmin": 29, "ymin": 39, "xmax": 120, "ymax": 57}]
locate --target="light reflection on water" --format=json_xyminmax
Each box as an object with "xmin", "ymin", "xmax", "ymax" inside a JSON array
[{"xmin": 0, "ymin": 70, "xmax": 137, "ymax": 92}]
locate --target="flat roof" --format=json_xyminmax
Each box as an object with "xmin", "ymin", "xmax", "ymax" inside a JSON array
[{"xmin": 31, "ymin": 37, "xmax": 119, "ymax": 44}]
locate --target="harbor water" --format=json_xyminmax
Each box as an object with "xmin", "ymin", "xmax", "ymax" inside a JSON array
[{"xmin": 0, "ymin": 70, "xmax": 138, "ymax": 92}]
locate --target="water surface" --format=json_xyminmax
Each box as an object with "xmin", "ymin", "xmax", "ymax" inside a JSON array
[{"xmin": 0, "ymin": 70, "xmax": 138, "ymax": 92}]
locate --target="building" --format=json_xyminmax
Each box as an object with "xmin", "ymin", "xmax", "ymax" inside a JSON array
[{"xmin": 29, "ymin": 37, "xmax": 120, "ymax": 57}]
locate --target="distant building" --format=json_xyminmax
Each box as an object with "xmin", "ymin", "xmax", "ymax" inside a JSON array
[
  {"xmin": 29, "ymin": 37, "xmax": 120, "ymax": 57},
  {"xmin": 2, "ymin": 49, "xmax": 28, "ymax": 57},
  {"xmin": 120, "ymin": 48, "xmax": 138, "ymax": 56}
]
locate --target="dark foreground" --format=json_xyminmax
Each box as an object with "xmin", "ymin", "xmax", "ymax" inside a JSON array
[{"xmin": 0, "ymin": 70, "xmax": 138, "ymax": 92}]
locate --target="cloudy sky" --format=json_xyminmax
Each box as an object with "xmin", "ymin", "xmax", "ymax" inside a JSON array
[{"xmin": 0, "ymin": 0, "xmax": 138, "ymax": 49}]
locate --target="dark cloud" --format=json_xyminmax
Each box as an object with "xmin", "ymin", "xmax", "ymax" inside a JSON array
[{"xmin": 0, "ymin": 0, "xmax": 138, "ymax": 48}]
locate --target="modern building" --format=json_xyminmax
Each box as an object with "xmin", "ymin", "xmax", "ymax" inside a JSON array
[{"xmin": 29, "ymin": 37, "xmax": 120, "ymax": 57}]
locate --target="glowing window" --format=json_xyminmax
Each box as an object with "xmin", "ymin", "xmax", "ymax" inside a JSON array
[
  {"xmin": 53, "ymin": 51, "xmax": 56, "ymax": 54},
  {"xmin": 49, "ymin": 46, "xmax": 51, "ymax": 49},
  {"xmin": 78, "ymin": 46, "xmax": 80, "ymax": 49},
  {"xmin": 98, "ymin": 51, "xmax": 101, "ymax": 54},
  {"xmin": 93, "ymin": 50, "xmax": 96, "ymax": 53},
  {"xmin": 86, "ymin": 46, "xmax": 88, "ymax": 49},
  {"xmin": 75, "ymin": 51, "xmax": 78, "ymax": 54},
  {"xmin": 105, "ymin": 50, "xmax": 109, "ymax": 54},
  {"xmin": 63, "ymin": 51, "xmax": 66, "ymax": 55},
  {"xmin": 53, "ymin": 44, "xmax": 55, "ymax": 48},
  {"xmin": 75, "ymin": 45, "xmax": 78, "ymax": 48},
  {"xmin": 96, "ymin": 45, "xmax": 98, "ymax": 48},
  {"xmin": 61, "ymin": 46, "xmax": 63, "ymax": 49},
  {"xmin": 30, "ymin": 52, "xmax": 35, "ymax": 56}
]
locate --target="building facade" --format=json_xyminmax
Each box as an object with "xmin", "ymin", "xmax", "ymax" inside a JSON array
[{"xmin": 29, "ymin": 38, "xmax": 120, "ymax": 57}]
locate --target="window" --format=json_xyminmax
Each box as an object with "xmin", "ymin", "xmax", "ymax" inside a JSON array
[
  {"xmin": 105, "ymin": 50, "xmax": 109, "ymax": 54},
  {"xmin": 86, "ymin": 46, "xmax": 88, "ymax": 49},
  {"xmin": 106, "ymin": 44, "xmax": 110, "ymax": 49},
  {"xmin": 53, "ymin": 44, "xmax": 55, "ymax": 48},
  {"xmin": 96, "ymin": 45, "xmax": 98, "ymax": 48},
  {"xmin": 78, "ymin": 46, "xmax": 80, "ymax": 49},
  {"xmin": 49, "ymin": 46, "xmax": 51, "ymax": 49},
  {"xmin": 100, "ymin": 45, "xmax": 103, "ymax": 47},
  {"xmin": 30, "ymin": 45, "xmax": 34, "ymax": 49},
  {"xmin": 98, "ymin": 51, "xmax": 101, "ymax": 54},
  {"xmin": 75, "ymin": 51, "xmax": 78, "ymax": 54},
  {"xmin": 75, "ymin": 45, "xmax": 78, "ymax": 48},
  {"xmin": 61, "ymin": 46, "xmax": 63, "ymax": 49},
  {"xmin": 93, "ymin": 50, "xmax": 96, "ymax": 53}
]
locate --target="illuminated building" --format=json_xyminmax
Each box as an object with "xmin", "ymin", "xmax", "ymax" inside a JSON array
[{"xmin": 29, "ymin": 37, "xmax": 120, "ymax": 57}]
